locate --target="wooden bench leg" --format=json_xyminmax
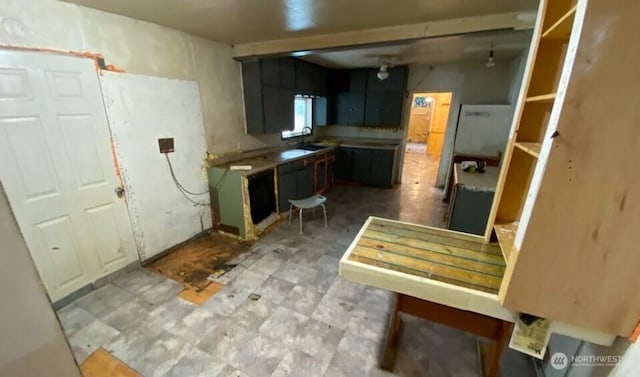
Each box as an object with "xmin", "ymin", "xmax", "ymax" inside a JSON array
[
  {"xmin": 380, "ymin": 293, "xmax": 402, "ymax": 371},
  {"xmin": 481, "ymin": 321, "xmax": 513, "ymax": 377}
]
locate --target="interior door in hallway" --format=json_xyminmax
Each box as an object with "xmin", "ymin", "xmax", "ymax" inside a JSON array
[
  {"xmin": 0, "ymin": 50, "xmax": 138, "ymax": 301},
  {"xmin": 427, "ymin": 92, "xmax": 452, "ymax": 158},
  {"xmin": 406, "ymin": 93, "xmax": 433, "ymax": 144}
]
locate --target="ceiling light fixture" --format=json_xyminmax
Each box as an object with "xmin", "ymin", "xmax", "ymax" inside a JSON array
[
  {"xmin": 486, "ymin": 44, "xmax": 496, "ymax": 68},
  {"xmin": 377, "ymin": 64, "xmax": 389, "ymax": 80}
]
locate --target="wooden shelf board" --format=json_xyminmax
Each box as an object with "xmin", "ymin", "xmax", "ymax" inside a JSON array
[
  {"xmin": 494, "ymin": 222, "xmax": 519, "ymax": 263},
  {"xmin": 543, "ymin": 5, "xmax": 577, "ymax": 40},
  {"xmin": 514, "ymin": 142, "xmax": 541, "ymax": 158},
  {"xmin": 526, "ymin": 93, "xmax": 556, "ymax": 103}
]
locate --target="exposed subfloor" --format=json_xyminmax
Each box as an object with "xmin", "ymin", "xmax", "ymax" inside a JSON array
[{"xmin": 57, "ymin": 153, "xmax": 535, "ymax": 377}]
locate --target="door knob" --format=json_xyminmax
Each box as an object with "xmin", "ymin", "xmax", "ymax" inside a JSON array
[{"xmin": 114, "ymin": 186, "xmax": 125, "ymax": 198}]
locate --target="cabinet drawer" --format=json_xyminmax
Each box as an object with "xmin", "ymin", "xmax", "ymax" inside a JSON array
[{"xmin": 278, "ymin": 159, "xmax": 305, "ymax": 175}]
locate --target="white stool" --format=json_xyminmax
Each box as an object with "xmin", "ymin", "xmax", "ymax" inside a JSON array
[{"xmin": 288, "ymin": 195, "xmax": 328, "ymax": 234}]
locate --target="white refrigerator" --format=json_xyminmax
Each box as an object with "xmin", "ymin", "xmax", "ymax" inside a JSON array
[{"xmin": 453, "ymin": 104, "xmax": 513, "ymax": 157}]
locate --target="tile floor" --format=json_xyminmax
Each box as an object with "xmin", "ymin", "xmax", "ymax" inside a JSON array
[{"xmin": 57, "ymin": 153, "xmax": 536, "ymax": 377}]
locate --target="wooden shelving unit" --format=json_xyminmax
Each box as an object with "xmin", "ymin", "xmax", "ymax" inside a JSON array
[
  {"xmin": 514, "ymin": 142, "xmax": 541, "ymax": 158},
  {"xmin": 525, "ymin": 93, "xmax": 556, "ymax": 103},
  {"xmin": 494, "ymin": 222, "xmax": 518, "ymax": 262},
  {"xmin": 543, "ymin": 6, "xmax": 577, "ymax": 40}
]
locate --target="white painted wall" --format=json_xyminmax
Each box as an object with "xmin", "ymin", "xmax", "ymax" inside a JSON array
[
  {"xmin": 100, "ymin": 73, "xmax": 212, "ymax": 260},
  {"xmin": 0, "ymin": 0, "xmax": 283, "ymax": 155},
  {"xmin": 0, "ymin": 184, "xmax": 81, "ymax": 377}
]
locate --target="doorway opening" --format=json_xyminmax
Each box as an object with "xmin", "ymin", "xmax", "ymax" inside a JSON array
[{"xmin": 403, "ymin": 91, "xmax": 453, "ymax": 185}]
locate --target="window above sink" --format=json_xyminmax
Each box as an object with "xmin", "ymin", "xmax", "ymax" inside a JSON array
[{"xmin": 282, "ymin": 95, "xmax": 313, "ymax": 139}]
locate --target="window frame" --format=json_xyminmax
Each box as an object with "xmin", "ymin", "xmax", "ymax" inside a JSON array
[{"xmin": 281, "ymin": 95, "xmax": 313, "ymax": 140}]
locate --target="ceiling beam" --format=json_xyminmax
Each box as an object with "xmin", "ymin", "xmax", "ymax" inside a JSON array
[{"xmin": 232, "ymin": 12, "xmax": 537, "ymax": 59}]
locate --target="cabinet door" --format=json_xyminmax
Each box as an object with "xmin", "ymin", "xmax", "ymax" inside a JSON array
[
  {"xmin": 335, "ymin": 92, "xmax": 351, "ymax": 126},
  {"xmin": 280, "ymin": 58, "xmax": 296, "ymax": 89},
  {"xmin": 295, "ymin": 60, "xmax": 315, "ymax": 94},
  {"xmin": 263, "ymin": 86, "xmax": 294, "ymax": 133},
  {"xmin": 315, "ymin": 159, "xmax": 327, "ymax": 192},
  {"xmin": 261, "ymin": 59, "xmax": 280, "ymax": 87},
  {"xmin": 296, "ymin": 164, "xmax": 314, "ymax": 199},
  {"xmin": 278, "ymin": 172, "xmax": 296, "ymax": 213},
  {"xmin": 369, "ymin": 149, "xmax": 394, "ymax": 187},
  {"xmin": 349, "ymin": 69, "xmax": 368, "ymax": 92},
  {"xmin": 242, "ymin": 61, "xmax": 265, "ymax": 134},
  {"xmin": 351, "ymin": 148, "xmax": 372, "ymax": 183},
  {"xmin": 364, "ymin": 92, "xmax": 383, "ymax": 126},
  {"xmin": 380, "ymin": 90, "xmax": 404, "ymax": 126},
  {"xmin": 313, "ymin": 97, "xmax": 328, "ymax": 127},
  {"xmin": 334, "ymin": 147, "xmax": 353, "ymax": 179},
  {"xmin": 313, "ymin": 66, "xmax": 328, "ymax": 96},
  {"xmin": 348, "ymin": 92, "xmax": 366, "ymax": 126}
]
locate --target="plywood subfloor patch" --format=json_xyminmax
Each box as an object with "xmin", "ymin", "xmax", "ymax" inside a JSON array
[
  {"xmin": 146, "ymin": 232, "xmax": 252, "ymax": 305},
  {"xmin": 81, "ymin": 348, "xmax": 141, "ymax": 377}
]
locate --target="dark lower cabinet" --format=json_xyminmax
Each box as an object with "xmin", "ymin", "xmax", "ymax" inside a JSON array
[
  {"xmin": 351, "ymin": 148, "xmax": 371, "ymax": 183},
  {"xmin": 278, "ymin": 161, "xmax": 314, "ymax": 213},
  {"xmin": 334, "ymin": 148, "xmax": 353, "ymax": 180},
  {"xmin": 369, "ymin": 149, "xmax": 395, "ymax": 187},
  {"xmin": 277, "ymin": 171, "xmax": 297, "ymax": 213},
  {"xmin": 296, "ymin": 165, "xmax": 314, "ymax": 199},
  {"xmin": 333, "ymin": 147, "xmax": 396, "ymax": 187}
]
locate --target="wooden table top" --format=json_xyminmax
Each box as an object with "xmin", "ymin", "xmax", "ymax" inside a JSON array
[{"xmin": 347, "ymin": 217, "xmax": 505, "ymax": 294}]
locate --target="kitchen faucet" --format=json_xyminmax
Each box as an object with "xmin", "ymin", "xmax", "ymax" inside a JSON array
[{"xmin": 301, "ymin": 126, "xmax": 312, "ymax": 146}]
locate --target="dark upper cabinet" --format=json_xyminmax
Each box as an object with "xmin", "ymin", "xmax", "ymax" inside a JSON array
[
  {"xmin": 295, "ymin": 60, "xmax": 328, "ymax": 96},
  {"xmin": 364, "ymin": 90, "xmax": 404, "ymax": 126},
  {"xmin": 336, "ymin": 92, "xmax": 365, "ymax": 126},
  {"xmin": 313, "ymin": 97, "xmax": 328, "ymax": 127},
  {"xmin": 242, "ymin": 60, "xmax": 265, "ymax": 134},
  {"xmin": 295, "ymin": 60, "xmax": 315, "ymax": 94},
  {"xmin": 242, "ymin": 58, "xmax": 296, "ymax": 134},
  {"xmin": 261, "ymin": 59, "xmax": 280, "ymax": 87},
  {"xmin": 279, "ymin": 58, "xmax": 296, "ymax": 89},
  {"xmin": 263, "ymin": 86, "xmax": 294, "ymax": 133},
  {"xmin": 363, "ymin": 66, "xmax": 407, "ymax": 127},
  {"xmin": 350, "ymin": 69, "xmax": 368, "ymax": 92},
  {"xmin": 335, "ymin": 69, "xmax": 367, "ymax": 126},
  {"xmin": 261, "ymin": 58, "xmax": 295, "ymax": 89}
]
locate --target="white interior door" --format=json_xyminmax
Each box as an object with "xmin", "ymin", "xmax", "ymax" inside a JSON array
[{"xmin": 0, "ymin": 50, "xmax": 138, "ymax": 301}]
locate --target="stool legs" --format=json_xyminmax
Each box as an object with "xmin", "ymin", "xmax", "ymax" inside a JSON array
[
  {"xmin": 321, "ymin": 204, "xmax": 327, "ymax": 228},
  {"xmin": 288, "ymin": 204, "xmax": 293, "ymax": 225},
  {"xmin": 299, "ymin": 209, "xmax": 303, "ymax": 234}
]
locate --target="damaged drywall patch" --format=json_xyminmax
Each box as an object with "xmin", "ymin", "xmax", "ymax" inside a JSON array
[{"xmin": 0, "ymin": 44, "xmax": 125, "ymax": 74}]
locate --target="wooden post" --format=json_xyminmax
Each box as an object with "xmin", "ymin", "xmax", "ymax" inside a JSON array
[{"xmin": 380, "ymin": 293, "xmax": 402, "ymax": 371}]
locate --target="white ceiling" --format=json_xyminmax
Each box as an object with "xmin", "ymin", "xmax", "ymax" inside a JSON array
[
  {"xmin": 62, "ymin": 0, "xmax": 538, "ymax": 44},
  {"xmin": 300, "ymin": 29, "xmax": 533, "ymax": 69}
]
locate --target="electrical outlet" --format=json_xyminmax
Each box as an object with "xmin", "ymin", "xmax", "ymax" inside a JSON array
[{"xmin": 158, "ymin": 138, "xmax": 174, "ymax": 153}]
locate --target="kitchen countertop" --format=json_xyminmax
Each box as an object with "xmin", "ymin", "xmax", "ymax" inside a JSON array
[{"xmin": 212, "ymin": 140, "xmax": 400, "ymax": 176}]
